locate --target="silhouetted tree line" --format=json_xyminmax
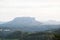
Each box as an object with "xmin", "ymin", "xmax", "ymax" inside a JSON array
[
  {"xmin": 4, "ymin": 29, "xmax": 60, "ymax": 40},
  {"xmin": 0, "ymin": 29, "xmax": 59, "ymax": 40}
]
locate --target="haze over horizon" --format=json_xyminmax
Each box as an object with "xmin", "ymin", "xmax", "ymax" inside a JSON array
[{"xmin": 0, "ymin": 0, "xmax": 60, "ymax": 22}]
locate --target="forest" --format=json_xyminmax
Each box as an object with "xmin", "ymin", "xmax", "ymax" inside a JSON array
[{"xmin": 0, "ymin": 28, "xmax": 60, "ymax": 40}]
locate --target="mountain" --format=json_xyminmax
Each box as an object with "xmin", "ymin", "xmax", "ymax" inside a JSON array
[
  {"xmin": 9, "ymin": 17, "xmax": 42, "ymax": 25},
  {"xmin": 0, "ymin": 17, "xmax": 42, "ymax": 31},
  {"xmin": 2, "ymin": 17, "xmax": 42, "ymax": 27},
  {"xmin": 0, "ymin": 22, "xmax": 5, "ymax": 24},
  {"xmin": 0, "ymin": 17, "xmax": 60, "ymax": 32}
]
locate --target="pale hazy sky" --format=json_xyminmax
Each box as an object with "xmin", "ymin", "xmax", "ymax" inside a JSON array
[{"xmin": 0, "ymin": 0, "xmax": 60, "ymax": 22}]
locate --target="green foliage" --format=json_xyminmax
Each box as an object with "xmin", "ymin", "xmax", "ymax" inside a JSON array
[
  {"xmin": 6, "ymin": 31, "xmax": 22, "ymax": 39},
  {"xmin": 0, "ymin": 29, "xmax": 60, "ymax": 40}
]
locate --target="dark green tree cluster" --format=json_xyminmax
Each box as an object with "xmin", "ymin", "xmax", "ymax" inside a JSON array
[{"xmin": 5, "ymin": 29, "xmax": 60, "ymax": 40}]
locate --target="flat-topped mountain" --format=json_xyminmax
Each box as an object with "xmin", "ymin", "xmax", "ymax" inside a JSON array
[
  {"xmin": 0, "ymin": 17, "xmax": 60, "ymax": 32},
  {"xmin": 10, "ymin": 17, "xmax": 41, "ymax": 25}
]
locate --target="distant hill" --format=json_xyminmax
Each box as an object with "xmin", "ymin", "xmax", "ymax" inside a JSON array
[
  {"xmin": 0, "ymin": 17, "xmax": 60, "ymax": 32},
  {"xmin": 42, "ymin": 20, "xmax": 60, "ymax": 25}
]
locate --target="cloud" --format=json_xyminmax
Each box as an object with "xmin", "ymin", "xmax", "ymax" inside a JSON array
[{"xmin": 0, "ymin": 0, "xmax": 60, "ymax": 21}]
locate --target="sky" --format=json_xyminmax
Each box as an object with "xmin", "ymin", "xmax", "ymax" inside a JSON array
[{"xmin": 0, "ymin": 0, "xmax": 60, "ymax": 22}]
